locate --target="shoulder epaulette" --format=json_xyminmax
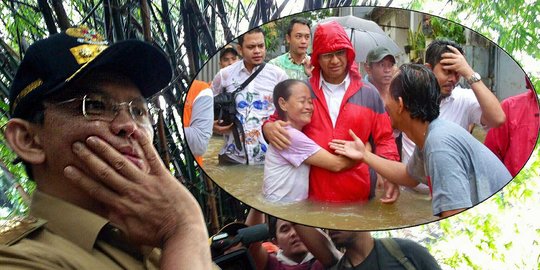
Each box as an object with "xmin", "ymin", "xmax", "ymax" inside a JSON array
[{"xmin": 0, "ymin": 216, "xmax": 47, "ymax": 245}]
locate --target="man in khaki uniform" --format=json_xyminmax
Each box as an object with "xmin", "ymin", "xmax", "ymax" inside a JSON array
[{"xmin": 0, "ymin": 26, "xmax": 212, "ymax": 269}]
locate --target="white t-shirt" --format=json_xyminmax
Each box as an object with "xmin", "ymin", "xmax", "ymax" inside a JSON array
[
  {"xmin": 211, "ymin": 61, "xmax": 288, "ymax": 164},
  {"xmin": 439, "ymin": 85, "xmax": 483, "ymax": 129},
  {"xmin": 263, "ymin": 126, "xmax": 321, "ymax": 202},
  {"xmin": 320, "ymin": 73, "xmax": 350, "ymax": 127}
]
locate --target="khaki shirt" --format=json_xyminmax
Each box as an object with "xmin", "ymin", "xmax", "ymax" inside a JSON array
[{"xmin": 0, "ymin": 191, "xmax": 161, "ymax": 269}]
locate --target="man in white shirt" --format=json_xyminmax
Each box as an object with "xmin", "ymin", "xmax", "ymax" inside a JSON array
[
  {"xmin": 400, "ymin": 39, "xmax": 506, "ymax": 165},
  {"xmin": 426, "ymin": 39, "xmax": 505, "ymax": 129},
  {"xmin": 211, "ymin": 28, "xmax": 288, "ymax": 165}
]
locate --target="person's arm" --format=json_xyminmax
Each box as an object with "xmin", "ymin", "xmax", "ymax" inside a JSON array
[
  {"xmin": 279, "ymin": 129, "xmax": 356, "ymax": 172},
  {"xmin": 213, "ymin": 121, "xmax": 234, "ymax": 135},
  {"xmin": 262, "ymin": 117, "xmax": 291, "ymax": 150},
  {"xmin": 438, "ymin": 208, "xmax": 465, "ymax": 219},
  {"xmin": 261, "ymin": 65, "xmax": 293, "ymax": 149},
  {"xmin": 210, "ymin": 69, "xmax": 224, "ymax": 96},
  {"xmin": 63, "ymin": 130, "xmax": 212, "ymax": 269},
  {"xmin": 293, "ymin": 225, "xmax": 341, "ymax": 268},
  {"xmin": 303, "ymin": 148, "xmax": 357, "ymax": 172},
  {"xmin": 330, "ymin": 130, "xmax": 419, "ymax": 187},
  {"xmin": 379, "ymin": 178, "xmax": 400, "ymax": 204},
  {"xmin": 245, "ymin": 209, "xmax": 269, "ymax": 270},
  {"xmin": 440, "ymin": 45, "xmax": 506, "ymax": 128},
  {"xmin": 368, "ymin": 93, "xmax": 402, "ymax": 203},
  {"xmin": 369, "ymin": 100, "xmax": 400, "ymax": 163},
  {"xmin": 184, "ymin": 89, "xmax": 214, "ymax": 156}
]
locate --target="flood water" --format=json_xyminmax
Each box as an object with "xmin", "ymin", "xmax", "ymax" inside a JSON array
[{"xmin": 202, "ymin": 135, "xmax": 437, "ymax": 231}]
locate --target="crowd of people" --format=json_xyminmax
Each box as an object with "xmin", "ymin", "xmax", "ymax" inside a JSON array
[
  {"xmin": 205, "ymin": 18, "xmax": 519, "ymax": 219},
  {"xmin": 209, "ymin": 208, "xmax": 442, "ymax": 269},
  {"xmin": 0, "ymin": 13, "xmax": 536, "ymax": 269}
]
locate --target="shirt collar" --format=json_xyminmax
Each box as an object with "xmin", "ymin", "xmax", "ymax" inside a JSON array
[
  {"xmin": 240, "ymin": 60, "xmax": 264, "ymax": 74},
  {"xmin": 364, "ymin": 74, "xmax": 371, "ymax": 83},
  {"xmin": 287, "ymin": 52, "xmax": 308, "ymax": 65},
  {"xmin": 440, "ymin": 91, "xmax": 456, "ymax": 104},
  {"xmin": 320, "ymin": 72, "xmax": 350, "ymax": 90},
  {"xmin": 276, "ymin": 250, "xmax": 314, "ymax": 265},
  {"xmin": 30, "ymin": 191, "xmax": 109, "ymax": 252}
]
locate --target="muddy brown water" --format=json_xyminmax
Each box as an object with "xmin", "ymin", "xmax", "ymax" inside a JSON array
[{"xmin": 202, "ymin": 135, "xmax": 437, "ymax": 231}]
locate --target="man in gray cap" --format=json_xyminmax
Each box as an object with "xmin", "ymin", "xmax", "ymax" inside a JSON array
[
  {"xmin": 364, "ymin": 46, "xmax": 397, "ymax": 102},
  {"xmin": 363, "ymin": 46, "xmax": 400, "ymax": 192}
]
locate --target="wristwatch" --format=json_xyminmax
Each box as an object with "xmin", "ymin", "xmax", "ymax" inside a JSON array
[{"xmin": 467, "ymin": 72, "xmax": 481, "ymax": 85}]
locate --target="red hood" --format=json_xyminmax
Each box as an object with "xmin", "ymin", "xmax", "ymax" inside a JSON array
[{"xmin": 311, "ymin": 20, "xmax": 360, "ymax": 82}]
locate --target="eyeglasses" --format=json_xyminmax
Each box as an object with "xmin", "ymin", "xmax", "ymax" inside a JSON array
[
  {"xmin": 50, "ymin": 94, "xmax": 156, "ymax": 126},
  {"xmin": 318, "ymin": 49, "xmax": 346, "ymax": 61}
]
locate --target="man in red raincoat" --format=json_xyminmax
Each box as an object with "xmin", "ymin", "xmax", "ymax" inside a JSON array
[{"xmin": 264, "ymin": 21, "xmax": 400, "ymax": 202}]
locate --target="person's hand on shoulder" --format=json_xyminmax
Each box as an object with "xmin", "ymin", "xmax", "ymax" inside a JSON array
[{"xmin": 263, "ymin": 120, "xmax": 291, "ymax": 150}]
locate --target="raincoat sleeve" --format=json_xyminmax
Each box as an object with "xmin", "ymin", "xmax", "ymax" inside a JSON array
[{"xmin": 372, "ymin": 112, "xmax": 401, "ymax": 162}]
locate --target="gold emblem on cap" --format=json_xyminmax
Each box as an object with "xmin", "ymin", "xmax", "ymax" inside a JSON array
[
  {"xmin": 66, "ymin": 26, "xmax": 108, "ymax": 45},
  {"xmin": 66, "ymin": 26, "xmax": 109, "ymax": 65},
  {"xmin": 70, "ymin": 44, "xmax": 107, "ymax": 64}
]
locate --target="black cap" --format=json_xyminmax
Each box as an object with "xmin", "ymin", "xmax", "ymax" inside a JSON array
[
  {"xmin": 9, "ymin": 26, "xmax": 172, "ymax": 118},
  {"xmin": 219, "ymin": 46, "xmax": 239, "ymax": 60}
]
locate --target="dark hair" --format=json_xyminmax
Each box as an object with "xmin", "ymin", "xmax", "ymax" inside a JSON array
[
  {"xmin": 219, "ymin": 47, "xmax": 239, "ymax": 61},
  {"xmin": 425, "ymin": 39, "xmax": 464, "ymax": 68},
  {"xmin": 390, "ymin": 64, "xmax": 441, "ymax": 122},
  {"xmin": 238, "ymin": 28, "xmax": 264, "ymax": 46},
  {"xmin": 287, "ymin": 18, "xmax": 311, "ymax": 36},
  {"xmin": 272, "ymin": 79, "xmax": 310, "ymax": 120}
]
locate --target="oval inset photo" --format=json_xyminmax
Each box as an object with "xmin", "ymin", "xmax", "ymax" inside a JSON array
[{"xmin": 187, "ymin": 6, "xmax": 538, "ymax": 231}]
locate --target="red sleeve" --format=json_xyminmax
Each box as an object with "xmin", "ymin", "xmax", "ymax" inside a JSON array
[
  {"xmin": 484, "ymin": 100, "xmax": 511, "ymax": 161},
  {"xmin": 372, "ymin": 112, "xmax": 400, "ymax": 161}
]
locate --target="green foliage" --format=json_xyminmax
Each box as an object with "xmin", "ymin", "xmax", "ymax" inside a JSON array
[
  {"xmin": 407, "ymin": 22, "xmax": 426, "ymax": 50},
  {"xmin": 0, "ymin": 100, "xmax": 34, "ymax": 218},
  {"xmin": 428, "ymin": 0, "xmax": 540, "ymax": 61},
  {"xmin": 2, "ymin": 2, "xmax": 47, "ymax": 54},
  {"xmin": 429, "ymin": 16, "xmax": 466, "ymax": 44},
  {"xmin": 262, "ymin": 21, "xmax": 281, "ymax": 54}
]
